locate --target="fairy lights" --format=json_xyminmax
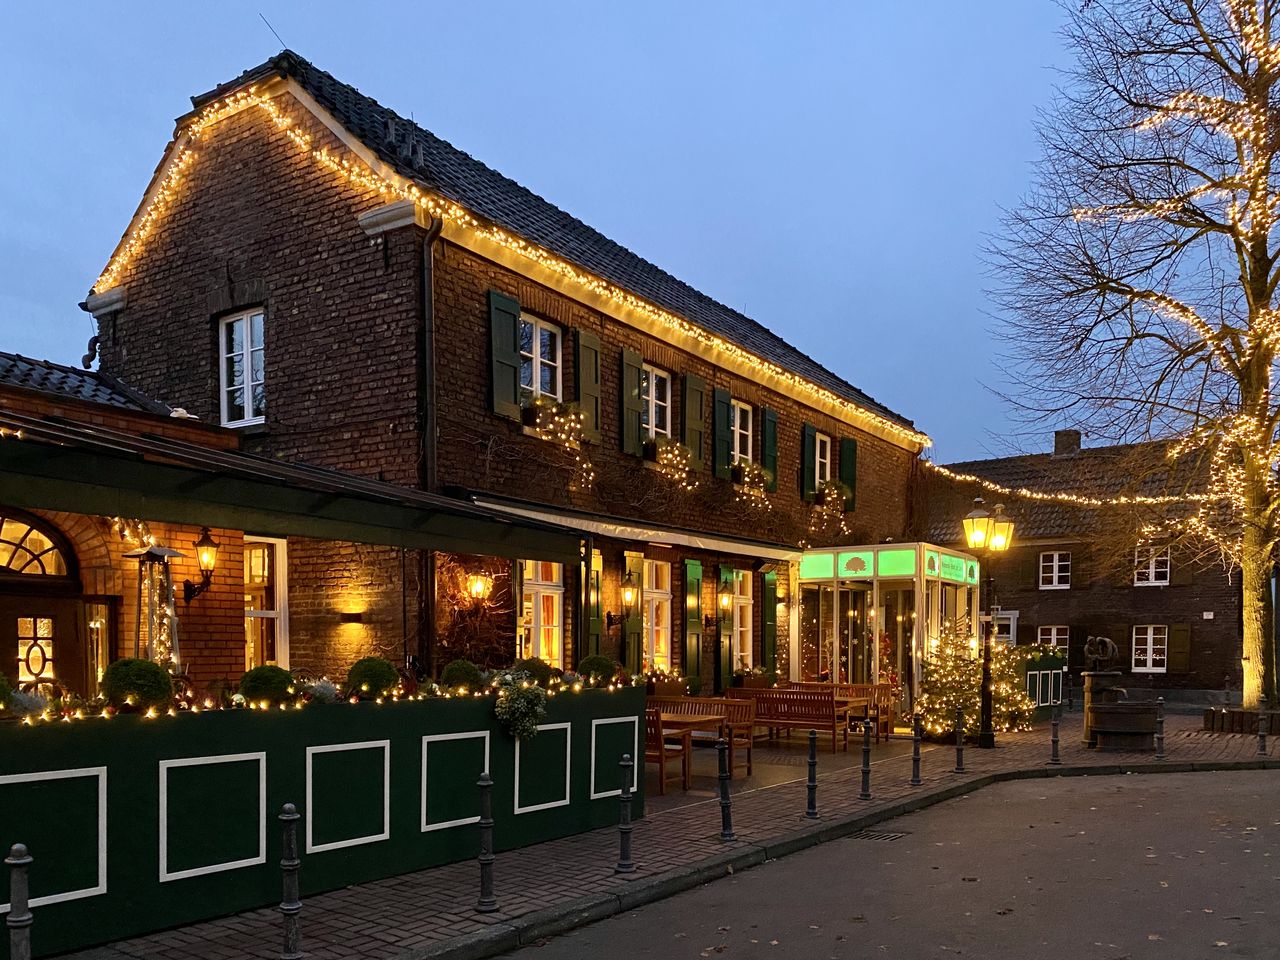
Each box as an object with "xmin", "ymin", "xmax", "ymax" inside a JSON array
[
  {"xmin": 91, "ymin": 85, "xmax": 930, "ymax": 451},
  {"xmin": 923, "ymin": 459, "xmax": 1214, "ymax": 508}
]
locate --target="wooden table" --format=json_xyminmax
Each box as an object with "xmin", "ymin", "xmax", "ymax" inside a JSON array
[{"xmin": 659, "ymin": 712, "xmax": 725, "ymax": 735}]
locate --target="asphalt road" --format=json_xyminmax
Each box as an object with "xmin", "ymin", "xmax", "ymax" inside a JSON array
[{"xmin": 503, "ymin": 770, "xmax": 1280, "ymax": 960}]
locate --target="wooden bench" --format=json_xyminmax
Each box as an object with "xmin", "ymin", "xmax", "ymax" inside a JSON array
[
  {"xmin": 726, "ymin": 688, "xmax": 850, "ymax": 752},
  {"xmin": 792, "ymin": 681, "xmax": 896, "ymax": 742},
  {"xmin": 647, "ymin": 697, "xmax": 757, "ymax": 775}
]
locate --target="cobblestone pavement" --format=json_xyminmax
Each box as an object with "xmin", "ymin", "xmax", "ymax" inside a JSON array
[{"xmin": 57, "ymin": 713, "xmax": 1280, "ymax": 960}]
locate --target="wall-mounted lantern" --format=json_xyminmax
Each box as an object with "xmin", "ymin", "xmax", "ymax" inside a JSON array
[
  {"xmin": 607, "ymin": 569, "xmax": 638, "ymax": 628},
  {"xmin": 182, "ymin": 527, "xmax": 220, "ymax": 604},
  {"xmin": 465, "ymin": 573, "xmax": 494, "ymax": 604}
]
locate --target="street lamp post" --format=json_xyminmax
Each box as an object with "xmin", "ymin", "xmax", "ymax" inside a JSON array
[{"xmin": 962, "ymin": 498, "xmax": 1013, "ymax": 749}]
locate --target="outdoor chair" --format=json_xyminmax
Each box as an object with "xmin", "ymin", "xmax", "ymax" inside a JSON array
[{"xmin": 644, "ymin": 706, "xmax": 691, "ymax": 794}]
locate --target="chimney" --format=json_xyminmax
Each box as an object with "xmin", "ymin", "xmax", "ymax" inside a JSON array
[{"xmin": 1053, "ymin": 429, "xmax": 1081, "ymax": 456}]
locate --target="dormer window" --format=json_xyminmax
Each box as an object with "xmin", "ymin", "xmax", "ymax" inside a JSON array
[{"xmin": 220, "ymin": 310, "xmax": 266, "ymax": 426}]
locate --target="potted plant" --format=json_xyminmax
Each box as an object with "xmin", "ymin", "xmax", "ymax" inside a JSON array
[{"xmin": 643, "ymin": 665, "xmax": 685, "ymax": 697}]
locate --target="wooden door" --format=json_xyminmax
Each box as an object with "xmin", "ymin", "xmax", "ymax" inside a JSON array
[{"xmin": 0, "ymin": 596, "xmax": 88, "ymax": 696}]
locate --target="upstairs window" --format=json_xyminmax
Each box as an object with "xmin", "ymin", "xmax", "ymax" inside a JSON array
[
  {"xmin": 731, "ymin": 400, "xmax": 753, "ymax": 463},
  {"xmin": 814, "ymin": 432, "xmax": 832, "ymax": 485},
  {"xmin": 220, "ymin": 310, "xmax": 266, "ymax": 426},
  {"xmin": 640, "ymin": 364, "xmax": 671, "ymax": 438},
  {"xmin": 1134, "ymin": 547, "xmax": 1171, "ymax": 586},
  {"xmin": 519, "ymin": 314, "xmax": 561, "ymax": 400},
  {"xmin": 1039, "ymin": 551, "xmax": 1071, "ymax": 590}
]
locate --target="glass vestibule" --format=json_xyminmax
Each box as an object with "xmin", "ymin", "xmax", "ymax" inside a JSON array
[{"xmin": 794, "ymin": 543, "xmax": 980, "ymax": 709}]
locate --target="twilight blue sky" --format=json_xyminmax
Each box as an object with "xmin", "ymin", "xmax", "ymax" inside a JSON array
[{"xmin": 0, "ymin": 2, "xmax": 1066, "ymax": 462}]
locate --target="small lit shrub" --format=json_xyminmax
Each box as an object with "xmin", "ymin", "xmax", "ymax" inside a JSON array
[
  {"xmin": 577, "ymin": 655, "xmax": 619, "ymax": 683},
  {"xmin": 102, "ymin": 658, "xmax": 173, "ymax": 710},
  {"xmin": 493, "ymin": 671, "xmax": 547, "ymax": 739},
  {"xmin": 440, "ymin": 659, "xmax": 484, "ymax": 690},
  {"xmin": 513, "ymin": 657, "xmax": 554, "ymax": 687},
  {"xmin": 238, "ymin": 665, "xmax": 294, "ymax": 705},
  {"xmin": 345, "ymin": 657, "xmax": 400, "ymax": 699}
]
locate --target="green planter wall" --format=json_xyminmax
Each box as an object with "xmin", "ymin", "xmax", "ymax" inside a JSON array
[
  {"xmin": 0, "ymin": 686, "xmax": 644, "ymax": 958},
  {"xmin": 1020, "ymin": 652, "xmax": 1067, "ymax": 719}
]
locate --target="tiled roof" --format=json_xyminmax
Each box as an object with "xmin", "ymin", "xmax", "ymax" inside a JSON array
[
  {"xmin": 193, "ymin": 50, "xmax": 916, "ymax": 431},
  {"xmin": 0, "ymin": 351, "xmax": 170, "ymax": 414},
  {"xmin": 919, "ymin": 442, "xmax": 1200, "ymax": 543}
]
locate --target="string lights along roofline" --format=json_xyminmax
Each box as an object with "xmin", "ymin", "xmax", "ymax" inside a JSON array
[
  {"xmin": 90, "ymin": 83, "xmax": 932, "ymax": 451},
  {"xmin": 924, "ymin": 459, "xmax": 1215, "ymax": 507}
]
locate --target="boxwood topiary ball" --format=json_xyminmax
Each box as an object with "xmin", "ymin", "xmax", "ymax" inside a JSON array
[
  {"xmin": 513, "ymin": 657, "xmax": 554, "ymax": 687},
  {"xmin": 346, "ymin": 657, "xmax": 400, "ymax": 699},
  {"xmin": 238, "ymin": 665, "xmax": 295, "ymax": 705},
  {"xmin": 440, "ymin": 659, "xmax": 484, "ymax": 690},
  {"xmin": 102, "ymin": 658, "xmax": 173, "ymax": 710},
  {"xmin": 576, "ymin": 654, "xmax": 620, "ymax": 683}
]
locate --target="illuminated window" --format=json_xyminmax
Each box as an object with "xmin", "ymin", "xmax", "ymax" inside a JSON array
[
  {"xmin": 1038, "ymin": 625, "xmax": 1069, "ymax": 652},
  {"xmin": 732, "ymin": 570, "xmax": 753, "ymax": 670},
  {"xmin": 731, "ymin": 400, "xmax": 753, "ymax": 463},
  {"xmin": 0, "ymin": 516, "xmax": 68, "ymax": 576},
  {"xmin": 220, "ymin": 309, "xmax": 266, "ymax": 426},
  {"xmin": 1134, "ymin": 547, "xmax": 1171, "ymax": 586},
  {"xmin": 519, "ymin": 314, "xmax": 561, "ymax": 400},
  {"xmin": 16, "ymin": 616, "xmax": 55, "ymax": 684},
  {"xmin": 245, "ymin": 537, "xmax": 289, "ymax": 670},
  {"xmin": 640, "ymin": 365, "xmax": 671, "ymax": 438},
  {"xmin": 1040, "ymin": 551, "xmax": 1071, "ymax": 589},
  {"xmin": 643, "ymin": 560, "xmax": 672, "ymax": 671},
  {"xmin": 1132, "ymin": 625, "xmax": 1168, "ymax": 672},
  {"xmin": 815, "ymin": 432, "xmax": 831, "ymax": 485},
  {"xmin": 520, "ymin": 560, "xmax": 563, "ymax": 667}
]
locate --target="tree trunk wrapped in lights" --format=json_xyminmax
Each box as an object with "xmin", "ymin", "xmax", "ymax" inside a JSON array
[
  {"xmin": 917, "ymin": 618, "xmax": 1037, "ymax": 739},
  {"xmin": 991, "ymin": 0, "xmax": 1280, "ymax": 706}
]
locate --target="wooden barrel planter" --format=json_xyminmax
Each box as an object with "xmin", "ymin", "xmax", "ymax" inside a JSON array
[{"xmin": 1087, "ymin": 702, "xmax": 1157, "ymax": 751}]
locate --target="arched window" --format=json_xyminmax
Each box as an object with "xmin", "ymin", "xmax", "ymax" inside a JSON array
[{"xmin": 0, "ymin": 513, "xmax": 70, "ymax": 577}]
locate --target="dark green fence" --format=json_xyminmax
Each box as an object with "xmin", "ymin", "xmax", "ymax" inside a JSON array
[
  {"xmin": 0, "ymin": 687, "xmax": 644, "ymax": 958},
  {"xmin": 1020, "ymin": 651, "xmax": 1067, "ymax": 719}
]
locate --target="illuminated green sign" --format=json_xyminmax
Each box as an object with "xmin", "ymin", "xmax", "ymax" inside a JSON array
[
  {"xmin": 836, "ymin": 551, "xmax": 874, "ymax": 578},
  {"xmin": 798, "ymin": 552, "xmax": 835, "ymax": 580},
  {"xmin": 939, "ymin": 554, "xmax": 967, "ymax": 583},
  {"xmin": 877, "ymin": 548, "xmax": 916, "ymax": 577}
]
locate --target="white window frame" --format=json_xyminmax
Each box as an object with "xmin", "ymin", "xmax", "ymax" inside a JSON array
[
  {"xmin": 520, "ymin": 560, "xmax": 564, "ymax": 668},
  {"xmin": 731, "ymin": 400, "xmax": 753, "ymax": 463},
  {"xmin": 1038, "ymin": 625, "xmax": 1069, "ymax": 652},
  {"xmin": 1039, "ymin": 551, "xmax": 1071, "ymax": 590},
  {"xmin": 1134, "ymin": 547, "xmax": 1171, "ymax": 587},
  {"xmin": 640, "ymin": 364, "xmax": 672, "ymax": 439},
  {"xmin": 732, "ymin": 569, "xmax": 753, "ymax": 671},
  {"xmin": 642, "ymin": 559, "xmax": 672, "ymax": 671},
  {"xmin": 519, "ymin": 314, "xmax": 562, "ymax": 401},
  {"xmin": 814, "ymin": 432, "xmax": 832, "ymax": 485},
  {"xmin": 993, "ymin": 609, "xmax": 1018, "ymax": 646},
  {"xmin": 1132, "ymin": 624, "xmax": 1168, "ymax": 673},
  {"xmin": 219, "ymin": 309, "xmax": 266, "ymax": 427},
  {"xmin": 244, "ymin": 536, "xmax": 289, "ymax": 670}
]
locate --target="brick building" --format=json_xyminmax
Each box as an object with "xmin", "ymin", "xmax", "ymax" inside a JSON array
[
  {"xmin": 75, "ymin": 51, "xmax": 933, "ymax": 694},
  {"xmin": 918, "ymin": 430, "xmax": 1241, "ymax": 700}
]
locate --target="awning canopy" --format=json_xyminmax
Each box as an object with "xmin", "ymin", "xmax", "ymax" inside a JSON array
[{"xmin": 0, "ymin": 411, "xmax": 581, "ymax": 563}]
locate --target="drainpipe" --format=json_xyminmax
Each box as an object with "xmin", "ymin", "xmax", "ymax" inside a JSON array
[{"xmin": 418, "ymin": 218, "xmax": 444, "ymax": 677}]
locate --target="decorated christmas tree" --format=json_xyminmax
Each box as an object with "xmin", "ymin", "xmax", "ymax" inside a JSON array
[{"xmin": 917, "ymin": 616, "xmax": 1038, "ymax": 739}]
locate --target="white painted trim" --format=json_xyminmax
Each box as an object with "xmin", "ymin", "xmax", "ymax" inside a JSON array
[
  {"xmin": 305, "ymin": 740, "xmax": 391, "ymax": 853},
  {"xmin": 0, "ymin": 766, "xmax": 107, "ymax": 912},
  {"xmin": 84, "ymin": 285, "xmax": 126, "ymax": 319},
  {"xmin": 158, "ymin": 753, "xmax": 266, "ymax": 882},
  {"xmin": 420, "ymin": 731, "xmax": 491, "ymax": 832},
  {"xmin": 513, "ymin": 722, "xmax": 572, "ymax": 814},
  {"xmin": 588, "ymin": 716, "xmax": 640, "ymax": 800},
  {"xmin": 357, "ymin": 199, "xmax": 430, "ymax": 236}
]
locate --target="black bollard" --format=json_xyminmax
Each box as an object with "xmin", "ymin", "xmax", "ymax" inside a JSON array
[
  {"xmin": 1049, "ymin": 703, "xmax": 1061, "ymax": 765},
  {"xmin": 805, "ymin": 729, "xmax": 819, "ymax": 819},
  {"xmin": 910, "ymin": 714, "xmax": 922, "ymax": 786},
  {"xmin": 859, "ymin": 721, "xmax": 873, "ymax": 800},
  {"xmin": 954, "ymin": 706, "xmax": 965, "ymax": 773},
  {"xmin": 1154, "ymin": 697, "xmax": 1166, "ymax": 761},
  {"xmin": 279, "ymin": 804, "xmax": 302, "ymax": 960},
  {"xmin": 717, "ymin": 738, "xmax": 735, "ymax": 841},
  {"xmin": 1258, "ymin": 712, "xmax": 1268, "ymax": 758},
  {"xmin": 476, "ymin": 772, "xmax": 498, "ymax": 912},
  {"xmin": 615, "ymin": 754, "xmax": 636, "ymax": 874},
  {"xmin": 6, "ymin": 843, "xmax": 32, "ymax": 960}
]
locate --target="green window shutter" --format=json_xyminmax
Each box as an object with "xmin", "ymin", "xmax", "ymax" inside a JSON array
[
  {"xmin": 576, "ymin": 330, "xmax": 602, "ymax": 443},
  {"xmin": 623, "ymin": 552, "xmax": 644, "ymax": 674},
  {"xmin": 761, "ymin": 407, "xmax": 778, "ymax": 492},
  {"xmin": 839, "ymin": 438, "xmax": 858, "ymax": 511},
  {"xmin": 716, "ymin": 565, "xmax": 734, "ymax": 694},
  {"xmin": 1170, "ymin": 551, "xmax": 1193, "ymax": 587},
  {"xmin": 684, "ymin": 559, "xmax": 703, "ymax": 682},
  {"xmin": 1110, "ymin": 623, "xmax": 1131, "ymax": 670},
  {"xmin": 586, "ymin": 551, "xmax": 603, "ymax": 658},
  {"xmin": 1167, "ymin": 623, "xmax": 1192, "ymax": 672},
  {"xmin": 488, "ymin": 289, "xmax": 522, "ymax": 420},
  {"xmin": 712, "ymin": 388, "xmax": 733, "ymax": 479},
  {"xmin": 800, "ymin": 424, "xmax": 817, "ymax": 501},
  {"xmin": 682, "ymin": 374, "xmax": 707, "ymax": 471},
  {"xmin": 762, "ymin": 570, "xmax": 777, "ymax": 672},
  {"xmin": 620, "ymin": 348, "xmax": 644, "ymax": 456}
]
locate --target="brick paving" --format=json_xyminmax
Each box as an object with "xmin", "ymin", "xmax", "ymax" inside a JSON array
[{"xmin": 57, "ymin": 712, "xmax": 1280, "ymax": 960}]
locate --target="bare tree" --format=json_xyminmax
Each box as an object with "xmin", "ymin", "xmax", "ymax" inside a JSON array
[{"xmin": 992, "ymin": 0, "xmax": 1280, "ymax": 706}]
